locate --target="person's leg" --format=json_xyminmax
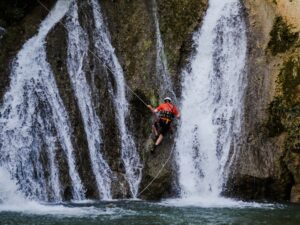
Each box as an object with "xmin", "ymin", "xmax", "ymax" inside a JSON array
[
  {"xmin": 154, "ymin": 120, "xmax": 170, "ymax": 146},
  {"xmin": 152, "ymin": 124, "xmax": 158, "ymax": 136},
  {"xmin": 155, "ymin": 134, "xmax": 164, "ymax": 146}
]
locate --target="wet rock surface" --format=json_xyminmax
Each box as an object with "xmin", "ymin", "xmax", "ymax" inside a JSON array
[
  {"xmin": 0, "ymin": 0, "xmax": 56, "ymax": 102},
  {"xmin": 226, "ymin": 0, "xmax": 300, "ymax": 203},
  {"xmin": 291, "ymin": 184, "xmax": 300, "ymax": 203},
  {"xmin": 2, "ymin": 0, "xmax": 300, "ymax": 203}
]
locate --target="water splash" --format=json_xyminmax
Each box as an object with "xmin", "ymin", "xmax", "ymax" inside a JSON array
[
  {"xmin": 0, "ymin": 0, "xmax": 85, "ymax": 201},
  {"xmin": 175, "ymin": 0, "xmax": 247, "ymax": 199},
  {"xmin": 0, "ymin": 167, "xmax": 126, "ymax": 217},
  {"xmin": 0, "ymin": 26, "xmax": 6, "ymax": 39},
  {"xmin": 65, "ymin": 0, "xmax": 112, "ymax": 200},
  {"xmin": 90, "ymin": 0, "xmax": 142, "ymax": 198}
]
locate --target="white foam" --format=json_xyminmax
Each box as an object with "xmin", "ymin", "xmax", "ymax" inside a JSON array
[
  {"xmin": 0, "ymin": 169, "xmax": 133, "ymax": 217},
  {"xmin": 0, "ymin": 202, "xmax": 134, "ymax": 218},
  {"xmin": 161, "ymin": 197, "xmax": 276, "ymax": 209}
]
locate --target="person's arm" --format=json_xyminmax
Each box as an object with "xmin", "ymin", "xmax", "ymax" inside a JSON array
[{"xmin": 147, "ymin": 105, "xmax": 158, "ymax": 113}]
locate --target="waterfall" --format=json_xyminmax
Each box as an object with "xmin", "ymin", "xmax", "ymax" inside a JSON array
[
  {"xmin": 0, "ymin": 27, "xmax": 5, "ymax": 39},
  {"xmin": 0, "ymin": 0, "xmax": 85, "ymax": 201},
  {"xmin": 66, "ymin": 0, "xmax": 112, "ymax": 200},
  {"xmin": 152, "ymin": 0, "xmax": 176, "ymax": 101},
  {"xmin": 175, "ymin": 0, "xmax": 247, "ymax": 200},
  {"xmin": 0, "ymin": 167, "xmax": 27, "ymax": 205},
  {"xmin": 90, "ymin": 0, "xmax": 142, "ymax": 198}
]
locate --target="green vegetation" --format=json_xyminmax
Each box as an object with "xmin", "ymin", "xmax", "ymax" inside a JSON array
[
  {"xmin": 267, "ymin": 16, "xmax": 299, "ymax": 55},
  {"xmin": 158, "ymin": 0, "xmax": 208, "ymax": 76},
  {"xmin": 266, "ymin": 97, "xmax": 285, "ymax": 137},
  {"xmin": 266, "ymin": 56, "xmax": 300, "ymax": 152},
  {"xmin": 278, "ymin": 56, "xmax": 300, "ymax": 101}
]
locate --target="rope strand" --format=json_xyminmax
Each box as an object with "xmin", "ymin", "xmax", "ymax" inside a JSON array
[{"xmin": 137, "ymin": 147, "xmax": 174, "ymax": 197}]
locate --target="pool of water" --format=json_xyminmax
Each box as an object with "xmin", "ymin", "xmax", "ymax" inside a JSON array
[{"xmin": 0, "ymin": 199, "xmax": 299, "ymax": 225}]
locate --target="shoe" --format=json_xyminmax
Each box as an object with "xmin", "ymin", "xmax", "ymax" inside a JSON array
[
  {"xmin": 151, "ymin": 143, "xmax": 157, "ymax": 153},
  {"xmin": 152, "ymin": 133, "xmax": 159, "ymax": 141}
]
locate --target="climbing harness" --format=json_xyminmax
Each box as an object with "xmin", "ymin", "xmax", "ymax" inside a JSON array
[{"xmin": 159, "ymin": 110, "xmax": 174, "ymax": 124}]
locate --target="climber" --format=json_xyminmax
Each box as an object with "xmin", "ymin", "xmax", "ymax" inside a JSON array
[{"xmin": 147, "ymin": 97, "xmax": 180, "ymax": 151}]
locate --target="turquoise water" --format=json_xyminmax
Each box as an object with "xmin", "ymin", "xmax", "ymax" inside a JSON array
[{"xmin": 0, "ymin": 200, "xmax": 300, "ymax": 225}]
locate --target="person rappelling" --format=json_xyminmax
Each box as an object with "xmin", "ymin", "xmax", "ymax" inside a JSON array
[{"xmin": 147, "ymin": 97, "xmax": 180, "ymax": 151}]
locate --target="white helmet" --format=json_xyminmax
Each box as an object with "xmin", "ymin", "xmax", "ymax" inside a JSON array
[{"xmin": 164, "ymin": 97, "xmax": 172, "ymax": 103}]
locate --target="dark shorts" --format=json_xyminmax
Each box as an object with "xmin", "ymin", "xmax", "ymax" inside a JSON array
[{"xmin": 155, "ymin": 119, "xmax": 171, "ymax": 136}]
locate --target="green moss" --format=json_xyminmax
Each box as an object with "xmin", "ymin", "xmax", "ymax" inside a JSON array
[
  {"xmin": 158, "ymin": 0, "xmax": 208, "ymax": 76},
  {"xmin": 150, "ymin": 91, "xmax": 159, "ymax": 106},
  {"xmin": 142, "ymin": 39, "xmax": 152, "ymax": 51},
  {"xmin": 267, "ymin": 55, "xmax": 300, "ymax": 153},
  {"xmin": 285, "ymin": 121, "xmax": 300, "ymax": 153},
  {"xmin": 278, "ymin": 56, "xmax": 300, "ymax": 101},
  {"xmin": 267, "ymin": 16, "xmax": 299, "ymax": 56},
  {"xmin": 266, "ymin": 97, "xmax": 285, "ymax": 137}
]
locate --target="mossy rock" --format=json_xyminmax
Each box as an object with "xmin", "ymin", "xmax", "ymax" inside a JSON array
[
  {"xmin": 267, "ymin": 16, "xmax": 299, "ymax": 56},
  {"xmin": 266, "ymin": 97, "xmax": 285, "ymax": 137},
  {"xmin": 266, "ymin": 54, "xmax": 300, "ymax": 137},
  {"xmin": 278, "ymin": 56, "xmax": 300, "ymax": 102},
  {"xmin": 285, "ymin": 123, "xmax": 300, "ymax": 153},
  {"xmin": 157, "ymin": 0, "xmax": 208, "ymax": 77}
]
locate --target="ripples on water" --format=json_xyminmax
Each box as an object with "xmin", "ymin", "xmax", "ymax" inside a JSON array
[{"xmin": 0, "ymin": 200, "xmax": 300, "ymax": 225}]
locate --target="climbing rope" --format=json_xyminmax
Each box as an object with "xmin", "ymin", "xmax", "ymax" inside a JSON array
[
  {"xmin": 37, "ymin": 0, "xmax": 174, "ymax": 197},
  {"xmin": 137, "ymin": 146, "xmax": 175, "ymax": 197}
]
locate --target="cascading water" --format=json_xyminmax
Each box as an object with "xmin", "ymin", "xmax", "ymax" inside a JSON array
[
  {"xmin": 65, "ymin": 0, "xmax": 112, "ymax": 200},
  {"xmin": 0, "ymin": 0, "xmax": 85, "ymax": 201},
  {"xmin": 90, "ymin": 0, "xmax": 142, "ymax": 198},
  {"xmin": 175, "ymin": 0, "xmax": 247, "ymax": 200},
  {"xmin": 0, "ymin": 27, "xmax": 5, "ymax": 39},
  {"xmin": 152, "ymin": 0, "xmax": 176, "ymax": 101}
]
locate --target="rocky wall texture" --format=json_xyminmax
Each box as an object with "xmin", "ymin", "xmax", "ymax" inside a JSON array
[
  {"xmin": 0, "ymin": 0, "xmax": 56, "ymax": 101},
  {"xmin": 0, "ymin": 0, "xmax": 208, "ymax": 200},
  {"xmin": 5, "ymin": 0, "xmax": 299, "ymax": 203},
  {"xmin": 225, "ymin": 0, "xmax": 300, "ymax": 203},
  {"xmin": 100, "ymin": 0, "xmax": 208, "ymax": 199}
]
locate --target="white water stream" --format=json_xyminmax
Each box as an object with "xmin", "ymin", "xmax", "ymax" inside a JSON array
[
  {"xmin": 152, "ymin": 0, "xmax": 176, "ymax": 101},
  {"xmin": 66, "ymin": 0, "xmax": 112, "ymax": 200},
  {"xmin": 90, "ymin": 0, "xmax": 142, "ymax": 198},
  {"xmin": 175, "ymin": 0, "xmax": 247, "ymax": 201},
  {"xmin": 0, "ymin": 0, "xmax": 85, "ymax": 201}
]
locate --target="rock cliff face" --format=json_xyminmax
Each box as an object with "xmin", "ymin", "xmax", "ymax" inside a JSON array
[
  {"xmin": 225, "ymin": 0, "xmax": 300, "ymax": 203},
  {"xmin": 1, "ymin": 0, "xmax": 299, "ymax": 203},
  {"xmin": 0, "ymin": 0, "xmax": 208, "ymax": 200},
  {"xmin": 100, "ymin": 0, "xmax": 208, "ymax": 199}
]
